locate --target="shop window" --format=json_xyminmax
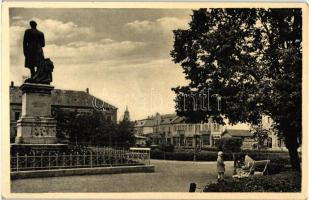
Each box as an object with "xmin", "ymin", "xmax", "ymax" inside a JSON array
[
  {"xmin": 202, "ymin": 134, "xmax": 210, "ymax": 146},
  {"xmin": 186, "ymin": 137, "xmax": 193, "ymax": 146}
]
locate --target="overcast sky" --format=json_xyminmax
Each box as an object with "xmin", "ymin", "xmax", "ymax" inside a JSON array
[
  {"xmin": 9, "ymin": 8, "xmax": 194, "ymax": 120},
  {"xmin": 9, "ymin": 8, "xmax": 249, "ymax": 129}
]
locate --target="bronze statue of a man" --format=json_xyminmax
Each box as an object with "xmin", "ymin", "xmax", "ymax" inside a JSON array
[{"xmin": 23, "ymin": 20, "xmax": 45, "ymax": 78}]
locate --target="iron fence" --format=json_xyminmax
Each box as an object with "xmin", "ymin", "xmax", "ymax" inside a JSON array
[{"xmin": 11, "ymin": 147, "xmax": 150, "ymax": 172}]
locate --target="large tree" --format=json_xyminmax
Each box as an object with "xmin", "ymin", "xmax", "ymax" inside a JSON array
[
  {"xmin": 54, "ymin": 108, "xmax": 136, "ymax": 147},
  {"xmin": 171, "ymin": 8, "xmax": 302, "ymax": 170}
]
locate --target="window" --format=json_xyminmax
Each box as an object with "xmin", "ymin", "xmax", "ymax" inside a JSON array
[
  {"xmin": 180, "ymin": 134, "xmax": 185, "ymax": 146},
  {"xmin": 212, "ymin": 136, "xmax": 220, "ymax": 147},
  {"xmin": 186, "ymin": 137, "xmax": 193, "ymax": 146},
  {"xmin": 267, "ymin": 137, "xmax": 272, "ymax": 148},
  {"xmin": 196, "ymin": 125, "xmax": 200, "ymax": 132},
  {"xmin": 173, "ymin": 137, "xmax": 179, "ymax": 145},
  {"xmin": 202, "ymin": 134, "xmax": 210, "ymax": 146},
  {"xmin": 15, "ymin": 112, "xmax": 20, "ymax": 121},
  {"xmin": 106, "ymin": 116, "xmax": 112, "ymax": 121}
]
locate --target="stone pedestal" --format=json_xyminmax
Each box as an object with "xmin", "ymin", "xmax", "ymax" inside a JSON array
[{"xmin": 15, "ymin": 83, "xmax": 57, "ymax": 144}]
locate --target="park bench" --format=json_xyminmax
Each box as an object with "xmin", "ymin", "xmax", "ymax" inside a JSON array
[{"xmin": 233, "ymin": 159, "xmax": 270, "ymax": 178}]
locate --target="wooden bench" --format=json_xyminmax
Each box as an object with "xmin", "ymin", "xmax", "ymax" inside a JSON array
[{"xmin": 233, "ymin": 159, "xmax": 270, "ymax": 178}]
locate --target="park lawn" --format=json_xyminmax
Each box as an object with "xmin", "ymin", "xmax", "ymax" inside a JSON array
[{"xmin": 11, "ymin": 160, "xmax": 234, "ymax": 192}]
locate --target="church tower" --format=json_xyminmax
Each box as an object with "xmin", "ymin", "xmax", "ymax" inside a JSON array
[{"xmin": 123, "ymin": 106, "xmax": 130, "ymax": 121}]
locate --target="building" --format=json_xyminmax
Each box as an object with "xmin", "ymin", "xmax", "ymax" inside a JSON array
[
  {"xmin": 221, "ymin": 129, "xmax": 256, "ymax": 150},
  {"xmin": 123, "ymin": 106, "xmax": 130, "ymax": 121},
  {"xmin": 259, "ymin": 115, "xmax": 287, "ymax": 151},
  {"xmin": 134, "ymin": 113, "xmax": 224, "ymax": 148},
  {"xmin": 10, "ymin": 82, "xmax": 117, "ymax": 142}
]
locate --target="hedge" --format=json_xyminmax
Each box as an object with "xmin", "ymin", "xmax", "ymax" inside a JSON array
[
  {"xmin": 150, "ymin": 150, "xmax": 289, "ymax": 162},
  {"xmin": 150, "ymin": 150, "xmax": 290, "ymax": 174},
  {"xmin": 203, "ymin": 171, "xmax": 301, "ymax": 192}
]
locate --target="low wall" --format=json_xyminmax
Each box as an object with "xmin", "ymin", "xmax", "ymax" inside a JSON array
[{"xmin": 11, "ymin": 165, "xmax": 155, "ymax": 179}]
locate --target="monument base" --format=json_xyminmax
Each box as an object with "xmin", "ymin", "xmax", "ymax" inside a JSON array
[
  {"xmin": 15, "ymin": 82, "xmax": 58, "ymax": 144},
  {"xmin": 15, "ymin": 116, "xmax": 57, "ymax": 144}
]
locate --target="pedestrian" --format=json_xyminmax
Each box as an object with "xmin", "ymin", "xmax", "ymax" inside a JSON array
[{"xmin": 217, "ymin": 151, "xmax": 225, "ymax": 182}]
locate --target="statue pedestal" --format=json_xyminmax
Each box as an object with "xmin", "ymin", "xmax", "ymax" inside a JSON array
[{"xmin": 15, "ymin": 83, "xmax": 57, "ymax": 144}]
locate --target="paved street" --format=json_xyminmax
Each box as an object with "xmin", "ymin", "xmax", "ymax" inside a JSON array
[{"xmin": 11, "ymin": 160, "xmax": 233, "ymax": 192}]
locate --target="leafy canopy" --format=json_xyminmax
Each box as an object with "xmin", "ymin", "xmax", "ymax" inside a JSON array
[
  {"xmin": 171, "ymin": 8, "xmax": 301, "ymax": 145},
  {"xmin": 171, "ymin": 8, "xmax": 302, "ymax": 170}
]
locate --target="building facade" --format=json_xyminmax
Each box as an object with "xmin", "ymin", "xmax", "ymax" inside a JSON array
[
  {"xmin": 134, "ymin": 113, "xmax": 224, "ymax": 148},
  {"xmin": 260, "ymin": 115, "xmax": 287, "ymax": 151},
  {"xmin": 10, "ymin": 82, "xmax": 117, "ymax": 143},
  {"xmin": 221, "ymin": 129, "xmax": 256, "ymax": 150}
]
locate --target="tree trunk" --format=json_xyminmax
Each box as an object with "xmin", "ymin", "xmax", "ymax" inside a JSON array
[
  {"xmin": 285, "ymin": 133, "xmax": 301, "ymax": 171},
  {"xmin": 287, "ymin": 145, "xmax": 301, "ymax": 171}
]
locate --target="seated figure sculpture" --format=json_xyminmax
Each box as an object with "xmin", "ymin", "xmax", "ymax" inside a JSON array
[{"xmin": 23, "ymin": 20, "xmax": 53, "ymax": 84}]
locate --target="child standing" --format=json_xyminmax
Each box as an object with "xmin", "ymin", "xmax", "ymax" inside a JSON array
[{"xmin": 217, "ymin": 151, "xmax": 225, "ymax": 182}]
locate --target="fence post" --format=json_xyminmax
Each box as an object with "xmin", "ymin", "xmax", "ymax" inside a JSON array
[
  {"xmin": 76, "ymin": 152, "xmax": 79, "ymax": 167},
  {"xmin": 41, "ymin": 153, "xmax": 43, "ymax": 168},
  {"xmin": 25, "ymin": 154, "xmax": 28, "ymax": 169},
  {"xmin": 90, "ymin": 151, "xmax": 93, "ymax": 168},
  {"xmin": 83, "ymin": 152, "xmax": 86, "ymax": 166},
  {"xmin": 56, "ymin": 153, "xmax": 58, "ymax": 168},
  {"xmin": 121, "ymin": 150, "xmax": 123, "ymax": 165},
  {"xmin": 70, "ymin": 153, "xmax": 72, "ymax": 166},
  {"xmin": 96, "ymin": 151, "xmax": 99, "ymax": 166},
  {"xmin": 16, "ymin": 153, "xmax": 19, "ymax": 172},
  {"xmin": 126, "ymin": 150, "xmax": 130, "ymax": 165},
  {"xmin": 109, "ymin": 149, "xmax": 112, "ymax": 167},
  {"xmin": 63, "ymin": 152, "xmax": 65, "ymax": 167},
  {"xmin": 148, "ymin": 150, "xmax": 151, "ymax": 165},
  {"xmin": 48, "ymin": 152, "xmax": 51, "ymax": 170},
  {"xmin": 33, "ymin": 152, "xmax": 36, "ymax": 169}
]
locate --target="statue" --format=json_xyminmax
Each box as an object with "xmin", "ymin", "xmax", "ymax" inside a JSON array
[{"xmin": 23, "ymin": 21, "xmax": 53, "ymax": 84}]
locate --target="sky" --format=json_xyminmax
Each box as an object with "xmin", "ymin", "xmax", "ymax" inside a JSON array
[{"xmin": 9, "ymin": 8, "xmax": 249, "ymax": 129}]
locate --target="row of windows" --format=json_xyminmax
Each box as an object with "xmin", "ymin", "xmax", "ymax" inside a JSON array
[
  {"xmin": 170, "ymin": 135, "xmax": 220, "ymax": 147},
  {"xmin": 172, "ymin": 123, "xmax": 220, "ymax": 132}
]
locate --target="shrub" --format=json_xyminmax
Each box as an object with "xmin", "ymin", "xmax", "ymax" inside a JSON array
[
  {"xmin": 150, "ymin": 150, "xmax": 234, "ymax": 161},
  {"xmin": 203, "ymin": 171, "xmax": 301, "ymax": 192},
  {"xmin": 150, "ymin": 150, "xmax": 290, "ymax": 174},
  {"xmin": 159, "ymin": 144, "xmax": 175, "ymax": 152},
  {"xmin": 217, "ymin": 137, "xmax": 243, "ymax": 153},
  {"xmin": 201, "ymin": 146, "xmax": 218, "ymax": 151}
]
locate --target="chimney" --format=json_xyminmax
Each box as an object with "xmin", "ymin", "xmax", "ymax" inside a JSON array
[
  {"xmin": 86, "ymin": 88, "xmax": 89, "ymax": 94},
  {"xmin": 10, "ymin": 81, "xmax": 14, "ymax": 87}
]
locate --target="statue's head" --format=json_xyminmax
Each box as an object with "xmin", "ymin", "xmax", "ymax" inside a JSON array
[{"xmin": 29, "ymin": 20, "xmax": 37, "ymax": 28}]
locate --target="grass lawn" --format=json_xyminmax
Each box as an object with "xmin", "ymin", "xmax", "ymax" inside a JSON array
[{"xmin": 11, "ymin": 160, "xmax": 234, "ymax": 192}]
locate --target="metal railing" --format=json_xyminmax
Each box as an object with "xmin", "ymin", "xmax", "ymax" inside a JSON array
[{"xmin": 11, "ymin": 148, "xmax": 150, "ymax": 172}]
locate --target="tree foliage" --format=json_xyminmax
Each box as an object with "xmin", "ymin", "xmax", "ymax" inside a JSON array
[
  {"xmin": 53, "ymin": 108, "xmax": 135, "ymax": 147},
  {"xmin": 252, "ymin": 127, "xmax": 270, "ymax": 150},
  {"xmin": 217, "ymin": 137, "xmax": 243, "ymax": 153},
  {"xmin": 171, "ymin": 8, "xmax": 302, "ymax": 170}
]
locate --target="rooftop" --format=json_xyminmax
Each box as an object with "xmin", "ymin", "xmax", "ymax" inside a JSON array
[
  {"xmin": 10, "ymin": 86, "xmax": 117, "ymax": 110},
  {"xmin": 222, "ymin": 129, "xmax": 253, "ymax": 137}
]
